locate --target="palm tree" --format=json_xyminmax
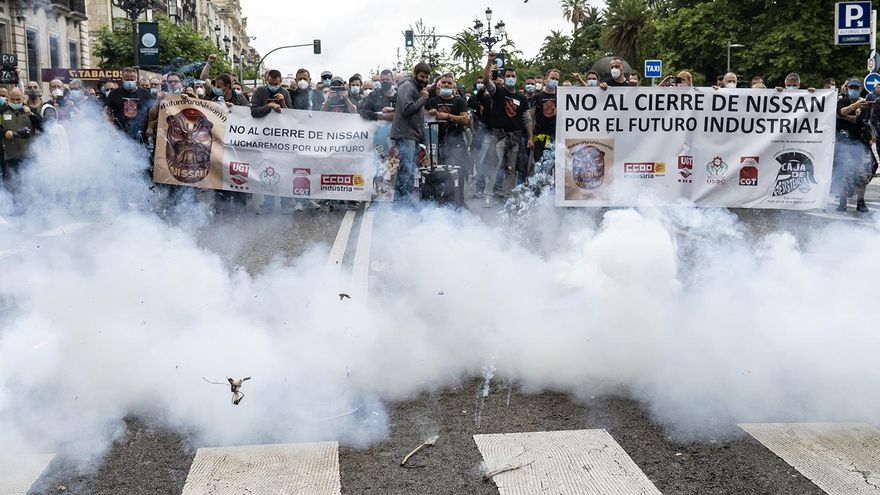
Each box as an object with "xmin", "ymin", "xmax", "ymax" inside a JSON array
[
  {"xmin": 450, "ymin": 30, "xmax": 483, "ymax": 74},
  {"xmin": 561, "ymin": 0, "xmax": 589, "ymax": 32},
  {"xmin": 602, "ymin": 0, "xmax": 650, "ymax": 64},
  {"xmin": 582, "ymin": 5, "xmax": 604, "ymax": 28}
]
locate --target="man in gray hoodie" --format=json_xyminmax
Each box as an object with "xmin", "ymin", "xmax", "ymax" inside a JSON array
[{"xmin": 390, "ymin": 62, "xmax": 432, "ymax": 202}]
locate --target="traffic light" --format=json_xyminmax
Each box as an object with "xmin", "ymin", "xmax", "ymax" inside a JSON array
[
  {"xmin": 405, "ymin": 30, "xmax": 414, "ymax": 49},
  {"xmin": 313, "ymin": 39, "xmax": 321, "ymax": 55}
]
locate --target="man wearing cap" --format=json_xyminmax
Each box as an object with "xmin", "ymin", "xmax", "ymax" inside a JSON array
[
  {"xmin": 836, "ymin": 77, "xmax": 875, "ymax": 212},
  {"xmin": 321, "ymin": 76, "xmax": 358, "ymax": 113}
]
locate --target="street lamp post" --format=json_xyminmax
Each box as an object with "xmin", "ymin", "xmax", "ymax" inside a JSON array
[
  {"xmin": 472, "ymin": 7, "xmax": 506, "ymax": 52},
  {"xmin": 727, "ymin": 41, "xmax": 745, "ymax": 73},
  {"xmin": 253, "ymin": 41, "xmax": 322, "ymax": 88}
]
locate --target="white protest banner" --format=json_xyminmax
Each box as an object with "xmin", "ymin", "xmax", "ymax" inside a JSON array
[
  {"xmin": 154, "ymin": 96, "xmax": 376, "ymax": 201},
  {"xmin": 555, "ymin": 87, "xmax": 837, "ymax": 209}
]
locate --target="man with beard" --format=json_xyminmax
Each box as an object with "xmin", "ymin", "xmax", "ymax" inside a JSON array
[
  {"xmin": 25, "ymin": 81, "xmax": 48, "ymax": 127},
  {"xmin": 390, "ymin": 62, "xmax": 431, "ymax": 203},
  {"xmin": 348, "ymin": 74, "xmax": 365, "ymax": 107},
  {"xmin": 600, "ymin": 57, "xmax": 629, "ymax": 88},
  {"xmin": 106, "ymin": 67, "xmax": 153, "ymax": 142},
  {"xmin": 477, "ymin": 51, "xmax": 533, "ymax": 203}
]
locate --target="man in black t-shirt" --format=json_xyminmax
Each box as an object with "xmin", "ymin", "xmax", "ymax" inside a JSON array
[
  {"xmin": 426, "ymin": 73, "xmax": 471, "ymax": 174},
  {"xmin": 532, "ymin": 69, "xmax": 560, "ymax": 167},
  {"xmin": 835, "ymin": 78, "xmax": 876, "ymax": 212},
  {"xmin": 106, "ymin": 67, "xmax": 153, "ymax": 142},
  {"xmin": 600, "ymin": 57, "xmax": 630, "ymax": 88},
  {"xmin": 475, "ymin": 52, "xmax": 534, "ymax": 200}
]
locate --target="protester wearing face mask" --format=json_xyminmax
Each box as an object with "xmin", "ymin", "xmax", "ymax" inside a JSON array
[
  {"xmin": 321, "ymin": 77, "xmax": 358, "ymax": 114},
  {"xmin": 347, "ymin": 75, "xmax": 365, "ymax": 107},
  {"xmin": 145, "ymin": 72, "xmax": 185, "ymax": 151},
  {"xmin": 210, "ymin": 74, "xmax": 250, "ymax": 214},
  {"xmin": 49, "ymin": 79, "xmax": 66, "ymax": 102},
  {"xmin": 585, "ymin": 71, "xmax": 600, "ymax": 87},
  {"xmin": 0, "ymin": 88, "xmax": 35, "ymax": 211},
  {"xmin": 426, "ymin": 72, "xmax": 471, "ymax": 177},
  {"xmin": 101, "ymin": 81, "xmax": 117, "ymax": 104},
  {"xmin": 232, "ymin": 82, "xmax": 248, "ymax": 102},
  {"xmin": 390, "ymin": 62, "xmax": 432, "ymax": 203},
  {"xmin": 535, "ymin": 77, "xmax": 544, "ymax": 92},
  {"xmin": 835, "ymin": 78, "xmax": 875, "ymax": 213},
  {"xmin": 320, "ymin": 70, "xmax": 333, "ymax": 88},
  {"xmin": 359, "ymin": 69, "xmax": 396, "ymax": 122},
  {"xmin": 776, "ymin": 72, "xmax": 815, "ymax": 92},
  {"xmin": 290, "ymin": 68, "xmax": 324, "ymax": 111},
  {"xmin": 361, "ymin": 80, "xmax": 375, "ymax": 99},
  {"xmin": 532, "ymin": 69, "xmax": 560, "ymax": 167},
  {"xmin": 149, "ymin": 77, "xmax": 162, "ymax": 98},
  {"xmin": 524, "ymin": 76, "xmax": 537, "ymax": 102},
  {"xmin": 628, "ymin": 71, "xmax": 642, "ymax": 86},
  {"xmin": 600, "ymin": 57, "xmax": 630, "ymax": 89},
  {"xmin": 105, "ymin": 67, "xmax": 153, "ymax": 142},
  {"xmin": 715, "ymin": 72, "xmax": 738, "ymax": 90},
  {"xmin": 66, "ymin": 79, "xmax": 89, "ymax": 111},
  {"xmin": 476, "ymin": 51, "xmax": 534, "ymax": 203},
  {"xmin": 248, "ymin": 69, "xmax": 295, "ymax": 213},
  {"xmin": 25, "ymin": 81, "xmax": 47, "ymax": 118}
]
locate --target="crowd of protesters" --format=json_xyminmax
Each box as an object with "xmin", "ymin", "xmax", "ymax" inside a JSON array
[{"xmin": 0, "ymin": 52, "xmax": 876, "ymax": 214}]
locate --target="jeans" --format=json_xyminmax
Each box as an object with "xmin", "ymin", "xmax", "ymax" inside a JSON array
[
  {"xmin": 492, "ymin": 130, "xmax": 521, "ymax": 193},
  {"xmin": 394, "ymin": 138, "xmax": 418, "ymax": 201},
  {"xmin": 474, "ymin": 130, "xmax": 498, "ymax": 194}
]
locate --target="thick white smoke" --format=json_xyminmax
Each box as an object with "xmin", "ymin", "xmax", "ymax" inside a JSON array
[{"xmin": 1, "ymin": 106, "xmax": 879, "ymax": 468}]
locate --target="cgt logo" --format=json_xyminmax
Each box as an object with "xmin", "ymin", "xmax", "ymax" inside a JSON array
[
  {"xmin": 739, "ymin": 157, "xmax": 759, "ymax": 186},
  {"xmin": 292, "ymin": 168, "xmax": 311, "ymax": 196},
  {"xmin": 678, "ymin": 155, "xmax": 693, "ymax": 183},
  {"xmin": 229, "ymin": 161, "xmax": 249, "ymax": 189}
]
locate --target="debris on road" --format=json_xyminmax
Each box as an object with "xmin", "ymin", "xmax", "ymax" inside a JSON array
[
  {"xmin": 228, "ymin": 377, "xmax": 251, "ymax": 405},
  {"xmin": 400, "ymin": 435, "xmax": 439, "ymax": 467},
  {"xmin": 339, "ymin": 293, "xmax": 351, "ymax": 300},
  {"xmin": 482, "ymin": 460, "xmax": 535, "ymax": 482}
]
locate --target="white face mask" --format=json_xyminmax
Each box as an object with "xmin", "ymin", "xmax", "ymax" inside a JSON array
[
  {"xmin": 52, "ymin": 88, "xmax": 64, "ymax": 98},
  {"xmin": 725, "ymin": 82, "xmax": 736, "ymax": 88},
  {"xmin": 610, "ymin": 68, "xmax": 622, "ymax": 79},
  {"xmin": 195, "ymin": 87, "xmax": 205, "ymax": 96},
  {"xmin": 297, "ymin": 79, "xmax": 309, "ymax": 90},
  {"xmin": 535, "ymin": 83, "xmax": 543, "ymax": 90},
  {"xmin": 363, "ymin": 89, "xmax": 373, "ymax": 97}
]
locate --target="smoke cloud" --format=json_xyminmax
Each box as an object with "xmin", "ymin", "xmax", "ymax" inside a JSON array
[{"xmin": 1, "ymin": 107, "xmax": 879, "ymax": 470}]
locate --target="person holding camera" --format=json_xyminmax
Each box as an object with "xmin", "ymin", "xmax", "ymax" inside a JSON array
[
  {"xmin": 321, "ymin": 77, "xmax": 358, "ymax": 114},
  {"xmin": 0, "ymin": 88, "xmax": 35, "ymax": 210},
  {"xmin": 476, "ymin": 51, "xmax": 533, "ymax": 202},
  {"xmin": 251, "ymin": 69, "xmax": 292, "ymax": 118}
]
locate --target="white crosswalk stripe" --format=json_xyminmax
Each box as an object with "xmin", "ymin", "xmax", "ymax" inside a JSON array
[
  {"xmin": 180, "ymin": 442, "xmax": 342, "ymax": 495},
  {"xmin": 474, "ymin": 429, "xmax": 661, "ymax": 495},
  {"xmin": 0, "ymin": 454, "xmax": 55, "ymax": 495},
  {"xmin": 740, "ymin": 422, "xmax": 880, "ymax": 495}
]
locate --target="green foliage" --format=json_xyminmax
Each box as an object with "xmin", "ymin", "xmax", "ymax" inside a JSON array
[
  {"xmin": 655, "ymin": 0, "xmax": 864, "ymax": 87},
  {"xmin": 94, "ymin": 14, "xmax": 232, "ymax": 76},
  {"xmin": 602, "ymin": 0, "xmax": 655, "ymax": 69},
  {"xmin": 561, "ymin": 0, "xmax": 590, "ymax": 31}
]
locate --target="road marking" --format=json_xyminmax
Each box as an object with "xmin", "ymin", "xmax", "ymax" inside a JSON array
[
  {"xmin": 181, "ymin": 442, "xmax": 341, "ymax": 495},
  {"xmin": 474, "ymin": 429, "xmax": 661, "ymax": 495},
  {"xmin": 350, "ymin": 210, "xmax": 374, "ymax": 299},
  {"xmin": 740, "ymin": 422, "xmax": 880, "ymax": 495},
  {"xmin": 805, "ymin": 211, "xmax": 863, "ymax": 222},
  {"xmin": 326, "ymin": 210, "xmax": 356, "ymax": 269},
  {"xmin": 0, "ymin": 250, "xmax": 20, "ymax": 260},
  {"xmin": 0, "ymin": 454, "xmax": 55, "ymax": 495},
  {"xmin": 34, "ymin": 222, "xmax": 94, "ymax": 237}
]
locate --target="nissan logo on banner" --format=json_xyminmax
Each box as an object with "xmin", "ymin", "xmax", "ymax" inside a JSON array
[{"xmin": 138, "ymin": 22, "xmax": 160, "ymax": 66}]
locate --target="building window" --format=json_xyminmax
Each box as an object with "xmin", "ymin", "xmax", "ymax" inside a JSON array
[
  {"xmin": 69, "ymin": 40, "xmax": 78, "ymax": 68},
  {"xmin": 49, "ymin": 35, "xmax": 60, "ymax": 68},
  {"xmin": 0, "ymin": 24, "xmax": 8, "ymax": 53},
  {"xmin": 26, "ymin": 29, "xmax": 38, "ymax": 82}
]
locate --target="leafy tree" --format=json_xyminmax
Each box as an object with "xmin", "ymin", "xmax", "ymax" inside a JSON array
[
  {"xmin": 654, "ymin": 0, "xmax": 863, "ymax": 87},
  {"xmin": 94, "ymin": 14, "xmax": 232, "ymax": 76},
  {"xmin": 602, "ymin": 0, "xmax": 654, "ymax": 67},
  {"xmin": 450, "ymin": 30, "xmax": 484, "ymax": 76}
]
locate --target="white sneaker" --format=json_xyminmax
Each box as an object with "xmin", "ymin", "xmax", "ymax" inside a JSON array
[{"xmin": 484, "ymin": 196, "xmax": 492, "ymax": 208}]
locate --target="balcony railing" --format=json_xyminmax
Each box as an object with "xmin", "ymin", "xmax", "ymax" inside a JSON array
[{"xmin": 48, "ymin": 0, "xmax": 87, "ymax": 17}]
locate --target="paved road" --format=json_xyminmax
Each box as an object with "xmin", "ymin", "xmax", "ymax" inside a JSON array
[{"xmin": 4, "ymin": 181, "xmax": 880, "ymax": 495}]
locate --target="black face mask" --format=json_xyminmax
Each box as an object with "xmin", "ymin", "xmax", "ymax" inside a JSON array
[{"xmin": 381, "ymin": 81, "xmax": 393, "ymax": 91}]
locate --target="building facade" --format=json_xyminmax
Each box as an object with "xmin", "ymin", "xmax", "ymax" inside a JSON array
[
  {"xmin": 0, "ymin": 0, "xmax": 91, "ymax": 88},
  {"xmin": 88, "ymin": 0, "xmax": 258, "ymax": 74}
]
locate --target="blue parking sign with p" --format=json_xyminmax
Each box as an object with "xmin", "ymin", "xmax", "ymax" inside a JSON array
[
  {"xmin": 836, "ymin": 1, "xmax": 872, "ymax": 45},
  {"xmin": 644, "ymin": 60, "xmax": 662, "ymax": 78}
]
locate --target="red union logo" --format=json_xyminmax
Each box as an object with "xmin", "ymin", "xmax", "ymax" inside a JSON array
[
  {"xmin": 739, "ymin": 156, "xmax": 759, "ymax": 186},
  {"xmin": 293, "ymin": 168, "xmax": 311, "ymax": 196},
  {"xmin": 229, "ymin": 161, "xmax": 249, "ymax": 187},
  {"xmin": 624, "ymin": 162, "xmax": 656, "ymax": 173},
  {"xmin": 321, "ymin": 174, "xmax": 354, "ymax": 185}
]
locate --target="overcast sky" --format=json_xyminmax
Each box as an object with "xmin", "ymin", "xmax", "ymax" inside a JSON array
[{"xmin": 240, "ymin": 0, "xmax": 604, "ymax": 79}]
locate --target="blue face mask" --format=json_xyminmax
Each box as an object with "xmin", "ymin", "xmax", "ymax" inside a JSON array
[
  {"xmin": 213, "ymin": 87, "xmax": 224, "ymax": 96},
  {"xmin": 547, "ymin": 80, "xmax": 559, "ymax": 89},
  {"xmin": 268, "ymin": 85, "xmax": 280, "ymax": 92},
  {"xmin": 439, "ymin": 88, "xmax": 453, "ymax": 98},
  {"xmin": 586, "ymin": 80, "xmax": 598, "ymax": 87},
  {"xmin": 69, "ymin": 90, "xmax": 82, "ymax": 100},
  {"xmin": 323, "ymin": 78, "xmax": 332, "ymax": 86},
  {"xmin": 9, "ymin": 102, "xmax": 22, "ymax": 111},
  {"xmin": 0, "ymin": 97, "xmax": 7, "ymax": 107},
  {"xmin": 123, "ymin": 80, "xmax": 137, "ymax": 91},
  {"xmin": 785, "ymin": 85, "xmax": 799, "ymax": 91},
  {"xmin": 505, "ymin": 77, "xmax": 517, "ymax": 88},
  {"xmin": 849, "ymin": 89, "xmax": 861, "ymax": 100}
]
